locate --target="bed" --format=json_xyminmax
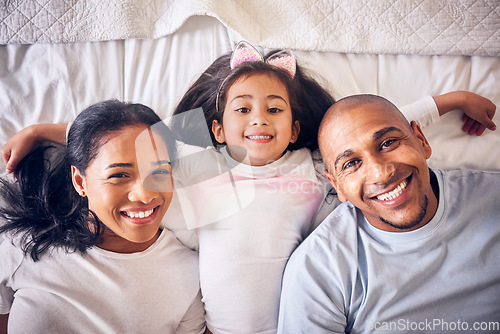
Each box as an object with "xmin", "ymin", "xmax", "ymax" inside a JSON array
[{"xmin": 1, "ymin": 0, "xmax": 499, "ymax": 174}]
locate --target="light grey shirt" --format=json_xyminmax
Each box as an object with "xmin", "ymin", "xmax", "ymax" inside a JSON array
[{"xmin": 278, "ymin": 169, "xmax": 500, "ymax": 334}]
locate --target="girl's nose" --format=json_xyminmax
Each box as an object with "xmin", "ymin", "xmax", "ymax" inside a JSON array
[{"xmin": 251, "ymin": 108, "xmax": 269, "ymax": 125}]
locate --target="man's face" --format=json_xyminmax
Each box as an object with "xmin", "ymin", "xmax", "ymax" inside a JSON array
[{"xmin": 322, "ymin": 102, "xmax": 437, "ymax": 232}]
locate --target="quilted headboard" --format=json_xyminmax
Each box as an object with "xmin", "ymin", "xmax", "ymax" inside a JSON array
[{"xmin": 1, "ymin": 0, "xmax": 499, "ymax": 56}]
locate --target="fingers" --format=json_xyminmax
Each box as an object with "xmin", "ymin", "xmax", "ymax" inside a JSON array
[
  {"xmin": 475, "ymin": 124, "xmax": 487, "ymax": 136},
  {"xmin": 1, "ymin": 148, "xmax": 12, "ymax": 173},
  {"xmin": 1, "ymin": 147, "xmax": 22, "ymax": 174},
  {"xmin": 461, "ymin": 116, "xmax": 474, "ymax": 134},
  {"xmin": 462, "ymin": 113, "xmax": 496, "ymax": 136},
  {"xmin": 4, "ymin": 154, "xmax": 16, "ymax": 175},
  {"xmin": 483, "ymin": 117, "xmax": 497, "ymax": 131},
  {"xmin": 483, "ymin": 100, "xmax": 497, "ymax": 131},
  {"xmin": 462, "ymin": 116, "xmax": 484, "ymax": 136}
]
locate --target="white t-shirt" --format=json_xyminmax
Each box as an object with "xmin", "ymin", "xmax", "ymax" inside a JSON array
[
  {"xmin": 0, "ymin": 229, "xmax": 205, "ymax": 334},
  {"xmin": 173, "ymin": 146, "xmax": 325, "ymax": 333}
]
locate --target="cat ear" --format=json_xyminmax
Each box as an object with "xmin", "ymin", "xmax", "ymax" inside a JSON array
[
  {"xmin": 230, "ymin": 41, "xmax": 264, "ymax": 69},
  {"xmin": 266, "ymin": 50, "xmax": 296, "ymax": 78}
]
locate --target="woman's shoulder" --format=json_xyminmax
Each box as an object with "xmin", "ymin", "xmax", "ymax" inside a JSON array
[{"xmin": 0, "ymin": 234, "xmax": 27, "ymax": 277}]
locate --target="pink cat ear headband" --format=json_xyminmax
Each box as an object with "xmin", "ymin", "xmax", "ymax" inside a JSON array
[
  {"xmin": 230, "ymin": 41, "xmax": 296, "ymax": 78},
  {"xmin": 215, "ymin": 41, "xmax": 297, "ymax": 112}
]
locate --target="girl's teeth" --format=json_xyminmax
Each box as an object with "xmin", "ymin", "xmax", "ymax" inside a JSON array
[
  {"xmin": 377, "ymin": 179, "xmax": 408, "ymax": 201},
  {"xmin": 125, "ymin": 209, "xmax": 154, "ymax": 218},
  {"xmin": 248, "ymin": 135, "xmax": 272, "ymax": 139}
]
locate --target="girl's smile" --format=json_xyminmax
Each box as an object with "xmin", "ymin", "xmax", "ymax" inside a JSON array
[{"xmin": 212, "ymin": 73, "xmax": 300, "ymax": 166}]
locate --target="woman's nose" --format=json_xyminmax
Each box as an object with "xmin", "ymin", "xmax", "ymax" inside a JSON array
[{"xmin": 128, "ymin": 179, "xmax": 157, "ymax": 204}]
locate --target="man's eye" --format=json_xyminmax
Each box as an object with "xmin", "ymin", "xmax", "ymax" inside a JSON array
[
  {"xmin": 268, "ymin": 107, "xmax": 282, "ymax": 114},
  {"xmin": 343, "ymin": 160, "xmax": 360, "ymax": 171},
  {"xmin": 381, "ymin": 138, "xmax": 400, "ymax": 150}
]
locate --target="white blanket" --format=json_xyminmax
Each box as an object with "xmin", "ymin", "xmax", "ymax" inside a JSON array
[{"xmin": 1, "ymin": 0, "xmax": 499, "ymax": 56}]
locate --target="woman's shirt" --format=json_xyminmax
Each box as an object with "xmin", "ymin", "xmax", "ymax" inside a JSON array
[{"xmin": 0, "ymin": 229, "xmax": 205, "ymax": 334}]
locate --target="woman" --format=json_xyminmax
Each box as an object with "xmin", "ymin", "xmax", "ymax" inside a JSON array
[{"xmin": 0, "ymin": 100, "xmax": 205, "ymax": 333}]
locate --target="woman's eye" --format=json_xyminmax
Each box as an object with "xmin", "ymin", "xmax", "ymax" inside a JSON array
[
  {"xmin": 109, "ymin": 173, "xmax": 128, "ymax": 179},
  {"xmin": 268, "ymin": 107, "xmax": 282, "ymax": 114}
]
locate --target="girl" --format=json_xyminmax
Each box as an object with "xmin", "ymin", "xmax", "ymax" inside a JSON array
[
  {"xmin": 0, "ymin": 42, "xmax": 496, "ymax": 334},
  {"xmin": 0, "ymin": 100, "xmax": 205, "ymax": 333}
]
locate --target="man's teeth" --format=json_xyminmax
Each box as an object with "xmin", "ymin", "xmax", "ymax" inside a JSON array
[
  {"xmin": 377, "ymin": 179, "xmax": 408, "ymax": 201},
  {"xmin": 124, "ymin": 208, "xmax": 154, "ymax": 218},
  {"xmin": 247, "ymin": 135, "xmax": 272, "ymax": 140}
]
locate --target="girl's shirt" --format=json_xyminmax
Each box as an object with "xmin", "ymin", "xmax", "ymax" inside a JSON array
[
  {"xmin": 0, "ymin": 229, "xmax": 205, "ymax": 334},
  {"xmin": 174, "ymin": 146, "xmax": 326, "ymax": 333}
]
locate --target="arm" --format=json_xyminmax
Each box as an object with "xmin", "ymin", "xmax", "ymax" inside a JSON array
[
  {"xmin": 433, "ymin": 91, "xmax": 496, "ymax": 136},
  {"xmin": 1, "ymin": 123, "xmax": 68, "ymax": 174},
  {"xmin": 0, "ymin": 313, "xmax": 8, "ymax": 334}
]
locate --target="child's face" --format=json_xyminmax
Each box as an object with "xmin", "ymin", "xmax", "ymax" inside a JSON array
[{"xmin": 212, "ymin": 73, "xmax": 300, "ymax": 166}]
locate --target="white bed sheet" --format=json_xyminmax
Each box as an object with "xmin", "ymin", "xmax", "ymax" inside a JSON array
[{"xmin": 0, "ymin": 15, "xmax": 499, "ymax": 173}]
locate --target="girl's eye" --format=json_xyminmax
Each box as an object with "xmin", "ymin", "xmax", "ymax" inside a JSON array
[
  {"xmin": 268, "ymin": 107, "xmax": 282, "ymax": 114},
  {"xmin": 152, "ymin": 168, "xmax": 171, "ymax": 176},
  {"xmin": 236, "ymin": 107, "xmax": 250, "ymax": 114}
]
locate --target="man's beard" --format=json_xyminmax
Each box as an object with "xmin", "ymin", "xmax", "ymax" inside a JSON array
[{"xmin": 379, "ymin": 195, "xmax": 429, "ymax": 231}]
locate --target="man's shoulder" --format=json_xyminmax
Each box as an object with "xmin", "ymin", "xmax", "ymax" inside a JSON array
[
  {"xmin": 291, "ymin": 202, "xmax": 361, "ymax": 261},
  {"xmin": 436, "ymin": 168, "xmax": 500, "ymax": 196},
  {"xmin": 437, "ymin": 167, "xmax": 500, "ymax": 180}
]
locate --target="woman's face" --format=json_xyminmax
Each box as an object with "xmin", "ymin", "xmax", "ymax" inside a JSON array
[{"xmin": 72, "ymin": 124, "xmax": 174, "ymax": 253}]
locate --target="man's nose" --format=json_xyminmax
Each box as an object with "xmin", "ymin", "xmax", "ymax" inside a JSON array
[{"xmin": 364, "ymin": 155, "xmax": 395, "ymax": 184}]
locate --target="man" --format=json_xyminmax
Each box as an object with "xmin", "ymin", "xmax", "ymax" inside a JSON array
[{"xmin": 277, "ymin": 94, "xmax": 500, "ymax": 333}]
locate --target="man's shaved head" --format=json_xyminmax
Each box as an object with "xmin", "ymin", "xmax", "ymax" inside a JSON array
[{"xmin": 318, "ymin": 94, "xmax": 410, "ymax": 171}]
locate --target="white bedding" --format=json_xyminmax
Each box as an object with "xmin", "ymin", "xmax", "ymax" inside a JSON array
[
  {"xmin": 0, "ymin": 14, "xmax": 499, "ymax": 174},
  {"xmin": 1, "ymin": 0, "xmax": 499, "ymax": 56}
]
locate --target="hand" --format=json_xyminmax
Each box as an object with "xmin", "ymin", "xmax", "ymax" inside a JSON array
[
  {"xmin": 1, "ymin": 123, "xmax": 68, "ymax": 175},
  {"xmin": 1, "ymin": 125, "xmax": 39, "ymax": 175},
  {"xmin": 434, "ymin": 91, "xmax": 497, "ymax": 136},
  {"xmin": 459, "ymin": 93, "xmax": 496, "ymax": 135}
]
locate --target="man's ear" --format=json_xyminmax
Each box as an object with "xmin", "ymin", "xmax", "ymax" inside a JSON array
[
  {"xmin": 72, "ymin": 166, "xmax": 87, "ymax": 197},
  {"xmin": 290, "ymin": 120, "xmax": 300, "ymax": 143},
  {"xmin": 324, "ymin": 168, "xmax": 347, "ymax": 203},
  {"xmin": 410, "ymin": 121, "xmax": 432, "ymax": 159},
  {"xmin": 212, "ymin": 120, "xmax": 226, "ymax": 144}
]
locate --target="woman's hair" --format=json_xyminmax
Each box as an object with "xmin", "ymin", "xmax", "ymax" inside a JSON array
[
  {"xmin": 171, "ymin": 49, "xmax": 335, "ymax": 151},
  {"xmin": 0, "ymin": 100, "xmax": 176, "ymax": 261}
]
